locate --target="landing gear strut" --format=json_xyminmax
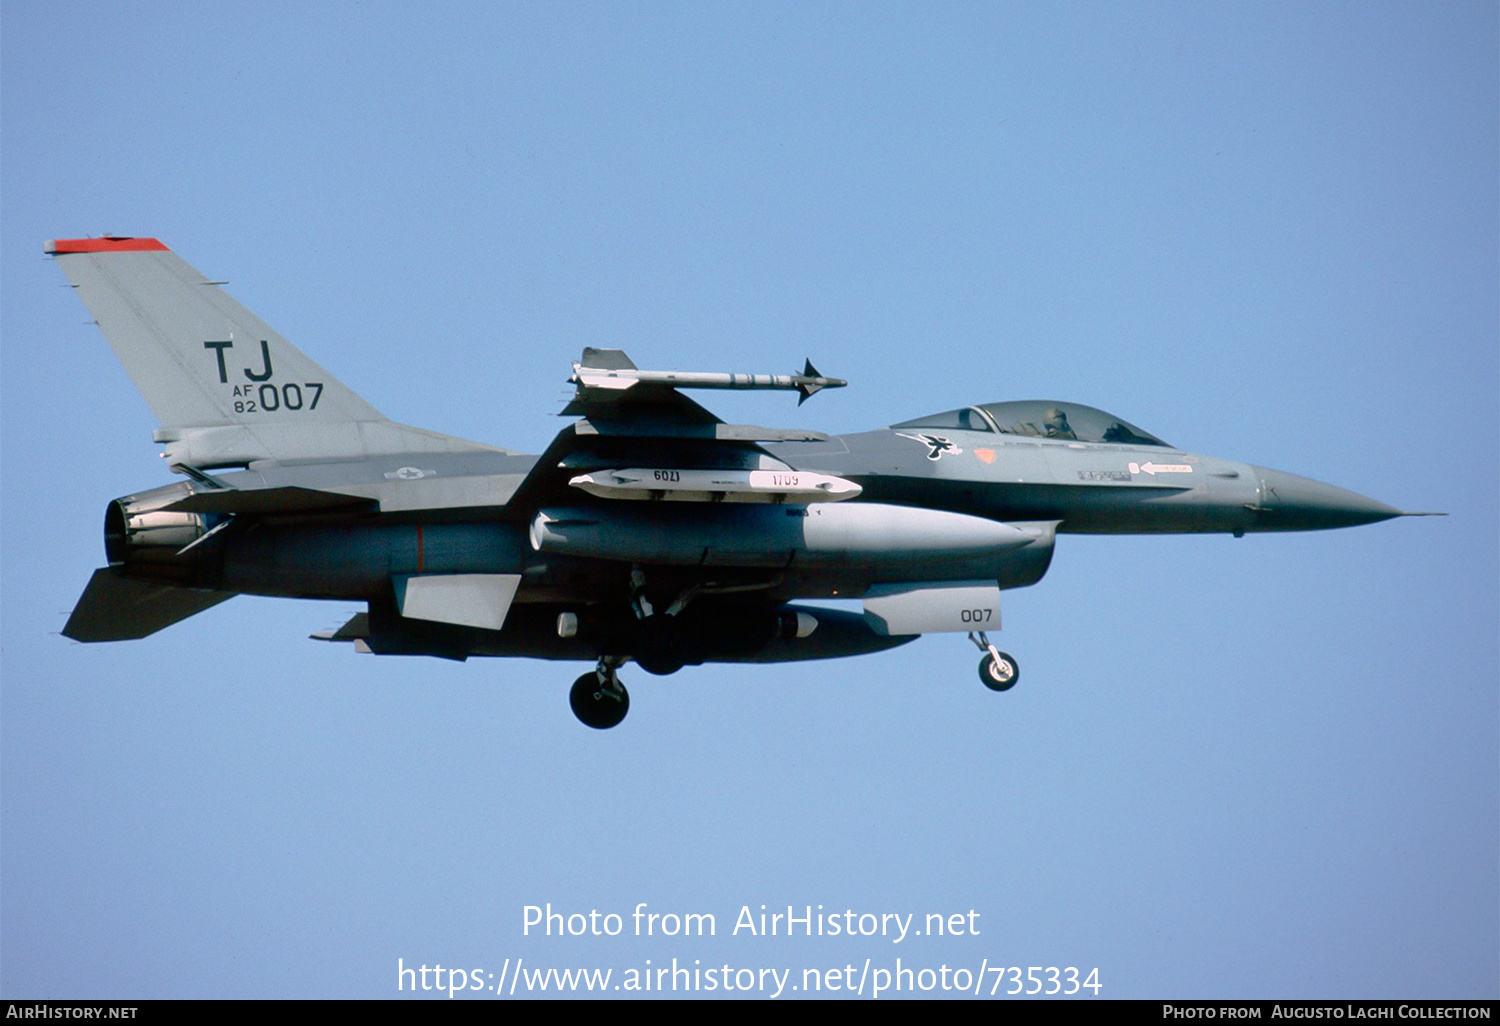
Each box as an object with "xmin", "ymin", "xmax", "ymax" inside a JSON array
[
  {"xmin": 629, "ymin": 568, "xmax": 698, "ymax": 677},
  {"xmin": 570, "ymin": 656, "xmax": 629, "ymax": 729},
  {"xmin": 969, "ymin": 631, "xmax": 1018, "ymax": 692}
]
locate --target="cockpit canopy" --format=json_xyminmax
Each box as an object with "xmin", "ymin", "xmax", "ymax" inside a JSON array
[{"xmin": 893, "ymin": 400, "xmax": 1172, "ymax": 448}]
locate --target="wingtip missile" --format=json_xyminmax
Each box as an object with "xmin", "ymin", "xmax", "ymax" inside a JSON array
[{"xmin": 571, "ymin": 355, "xmax": 847, "ymax": 402}]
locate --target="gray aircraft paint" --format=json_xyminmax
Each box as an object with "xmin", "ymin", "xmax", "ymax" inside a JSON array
[{"xmin": 48, "ymin": 237, "xmax": 1425, "ymax": 725}]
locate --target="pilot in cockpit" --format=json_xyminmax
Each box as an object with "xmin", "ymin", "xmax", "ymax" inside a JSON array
[{"xmin": 1043, "ymin": 407, "xmax": 1077, "ymax": 440}]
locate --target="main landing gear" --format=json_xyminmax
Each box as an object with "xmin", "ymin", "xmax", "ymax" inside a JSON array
[
  {"xmin": 570, "ymin": 656, "xmax": 629, "ymax": 729},
  {"xmin": 568, "ymin": 569, "xmax": 699, "ymax": 729},
  {"xmin": 969, "ymin": 630, "xmax": 1019, "ymax": 692}
]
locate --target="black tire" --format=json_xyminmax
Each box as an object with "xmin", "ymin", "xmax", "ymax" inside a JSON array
[
  {"xmin": 633, "ymin": 615, "xmax": 686, "ymax": 676},
  {"xmin": 978, "ymin": 651, "xmax": 1019, "ymax": 692},
  {"xmin": 570, "ymin": 672, "xmax": 630, "ymax": 729}
]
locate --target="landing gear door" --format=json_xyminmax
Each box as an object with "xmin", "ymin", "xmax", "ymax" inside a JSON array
[{"xmin": 862, "ymin": 581, "xmax": 1001, "ymax": 636}]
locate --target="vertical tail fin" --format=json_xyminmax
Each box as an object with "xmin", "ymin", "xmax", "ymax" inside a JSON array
[{"xmin": 47, "ymin": 237, "xmax": 496, "ymax": 466}]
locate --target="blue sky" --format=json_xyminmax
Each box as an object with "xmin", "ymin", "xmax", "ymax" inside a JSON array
[{"xmin": 2, "ymin": 2, "xmax": 1495, "ymax": 999}]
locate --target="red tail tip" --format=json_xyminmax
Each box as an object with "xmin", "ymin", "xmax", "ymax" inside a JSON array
[{"xmin": 45, "ymin": 236, "xmax": 169, "ymax": 255}]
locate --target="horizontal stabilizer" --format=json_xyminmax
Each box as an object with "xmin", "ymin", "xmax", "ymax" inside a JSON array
[{"xmin": 62, "ymin": 567, "xmax": 234, "ymax": 642}]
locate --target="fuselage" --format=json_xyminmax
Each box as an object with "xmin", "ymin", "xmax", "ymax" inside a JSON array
[
  {"xmin": 103, "ymin": 410, "xmax": 1401, "ymax": 610},
  {"xmin": 781, "ymin": 424, "xmax": 1400, "ymax": 535},
  {"xmin": 81, "ymin": 403, "xmax": 1406, "ymax": 670}
]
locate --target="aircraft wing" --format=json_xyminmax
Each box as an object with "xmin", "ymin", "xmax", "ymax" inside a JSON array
[{"xmin": 507, "ymin": 348, "xmax": 842, "ymax": 510}]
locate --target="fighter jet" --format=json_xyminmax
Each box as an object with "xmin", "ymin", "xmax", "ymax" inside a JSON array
[{"xmin": 49, "ymin": 237, "xmax": 1432, "ymax": 728}]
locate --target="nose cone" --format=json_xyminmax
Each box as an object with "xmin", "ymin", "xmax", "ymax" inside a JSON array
[{"xmin": 1252, "ymin": 467, "xmax": 1403, "ymax": 531}]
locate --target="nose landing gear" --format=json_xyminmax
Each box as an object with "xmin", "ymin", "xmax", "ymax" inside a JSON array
[
  {"xmin": 570, "ymin": 656, "xmax": 629, "ymax": 729},
  {"xmin": 969, "ymin": 630, "xmax": 1018, "ymax": 692}
]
